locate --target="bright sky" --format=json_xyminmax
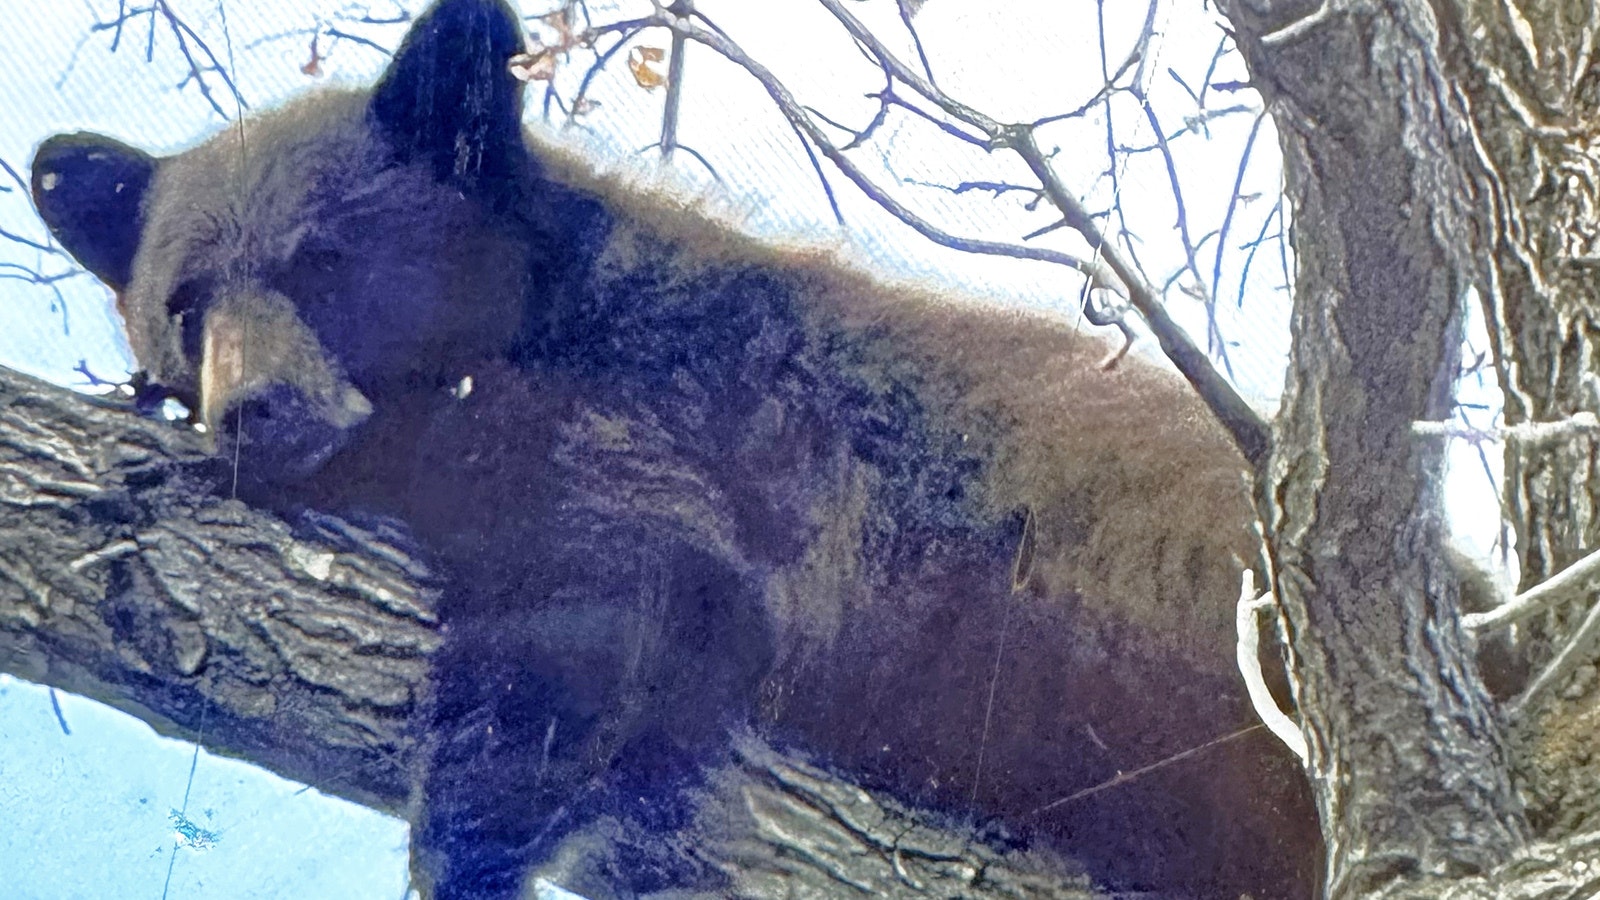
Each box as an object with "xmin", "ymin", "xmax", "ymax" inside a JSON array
[{"xmin": 0, "ymin": 1, "xmax": 1504, "ymax": 898}]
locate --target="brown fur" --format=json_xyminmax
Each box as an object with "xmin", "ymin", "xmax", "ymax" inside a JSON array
[
  {"xmin": 29, "ymin": 2, "xmax": 1318, "ymax": 897},
  {"xmin": 547, "ymin": 141, "xmax": 1259, "ymax": 659}
]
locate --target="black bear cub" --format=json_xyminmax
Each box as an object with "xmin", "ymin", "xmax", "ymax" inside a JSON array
[{"xmin": 31, "ymin": 0, "xmax": 1317, "ymax": 896}]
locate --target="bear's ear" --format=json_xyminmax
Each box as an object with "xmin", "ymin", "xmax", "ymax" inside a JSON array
[
  {"xmin": 371, "ymin": 0, "xmax": 527, "ymax": 186},
  {"xmin": 31, "ymin": 132, "xmax": 158, "ymax": 292}
]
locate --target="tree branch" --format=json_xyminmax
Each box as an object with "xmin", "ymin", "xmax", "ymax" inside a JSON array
[
  {"xmin": 0, "ymin": 366, "xmax": 438, "ymax": 814},
  {"xmin": 0, "ymin": 365, "xmax": 1116, "ymax": 898},
  {"xmin": 4, "ymin": 368, "xmax": 1598, "ymax": 898}
]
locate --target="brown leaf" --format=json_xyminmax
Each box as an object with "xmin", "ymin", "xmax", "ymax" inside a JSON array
[
  {"xmin": 628, "ymin": 45, "xmax": 668, "ymax": 90},
  {"xmin": 542, "ymin": 7, "xmax": 575, "ymax": 49},
  {"xmin": 301, "ymin": 35, "xmax": 323, "ymax": 77},
  {"xmin": 511, "ymin": 47, "xmax": 558, "ymax": 83}
]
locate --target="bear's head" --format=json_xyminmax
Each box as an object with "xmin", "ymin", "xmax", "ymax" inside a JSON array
[{"xmin": 30, "ymin": 0, "xmax": 535, "ymax": 481}]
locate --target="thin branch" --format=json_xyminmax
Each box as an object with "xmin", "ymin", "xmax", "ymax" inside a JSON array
[
  {"xmin": 0, "ymin": 227, "xmax": 55, "ymax": 255},
  {"xmin": 565, "ymin": 1, "xmax": 1269, "ymax": 461},
  {"xmin": 1131, "ymin": 84, "xmax": 1232, "ymax": 376},
  {"xmin": 1237, "ymin": 571, "xmax": 1309, "ymax": 764},
  {"xmin": 783, "ymin": 116, "xmax": 845, "ymax": 226},
  {"xmin": 1009, "ymin": 128, "xmax": 1269, "ymax": 463},
  {"xmin": 563, "ymin": 23, "xmax": 649, "ymax": 125},
  {"xmin": 1196, "ymin": 28, "xmax": 1231, "ymax": 110},
  {"xmin": 810, "ymin": 0, "xmax": 1000, "ymax": 134},
  {"xmin": 810, "ymin": 0, "xmax": 1268, "ymax": 461},
  {"xmin": 684, "ymin": 24, "xmax": 1102, "ymax": 274},
  {"xmin": 908, "ymin": 179, "xmax": 1044, "ymax": 204},
  {"xmin": 1510, "ymin": 594, "xmax": 1600, "ymax": 718},
  {"xmin": 896, "ymin": 0, "xmax": 935, "ymax": 85},
  {"xmin": 323, "ymin": 26, "xmax": 393, "ymax": 57},
  {"xmin": 638, "ymin": 140, "xmax": 722, "ymax": 184},
  {"xmin": 1238, "ymin": 196, "xmax": 1285, "ymax": 307},
  {"xmin": 91, "ymin": 1, "xmax": 248, "ymax": 119},
  {"xmin": 1092, "ymin": 0, "xmax": 1155, "ymax": 291},
  {"xmin": 1412, "ymin": 411, "xmax": 1600, "ymax": 448},
  {"xmin": 1463, "ymin": 544, "xmax": 1600, "ymax": 633},
  {"xmin": 873, "ymin": 88, "xmax": 988, "ymax": 147},
  {"xmin": 1032, "ymin": 0, "xmax": 1156, "ymax": 129},
  {"xmin": 1212, "ymin": 111, "xmax": 1268, "ymax": 307},
  {"xmin": 659, "ymin": 1, "xmax": 690, "ymax": 160}
]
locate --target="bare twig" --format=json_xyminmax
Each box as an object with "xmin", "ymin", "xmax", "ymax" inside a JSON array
[
  {"xmin": 579, "ymin": 13, "xmax": 1112, "ymax": 274},
  {"xmin": 1510, "ymin": 594, "xmax": 1600, "ymax": 717},
  {"xmin": 1238, "ymin": 196, "xmax": 1287, "ymax": 308},
  {"xmin": 1411, "ymin": 411, "xmax": 1600, "ymax": 448},
  {"xmin": 658, "ymin": 2, "xmax": 689, "ymax": 160},
  {"xmin": 563, "ymin": 22, "xmax": 649, "ymax": 125},
  {"xmin": 1007, "ymin": 129, "xmax": 1269, "ymax": 462},
  {"xmin": 0, "ymin": 158, "xmax": 88, "ymax": 331},
  {"xmin": 1196, "ymin": 30, "xmax": 1230, "ymax": 109},
  {"xmin": 1213, "ymin": 112, "xmax": 1269, "ymax": 310},
  {"xmin": 1130, "ymin": 82, "xmax": 1233, "ymax": 376},
  {"xmin": 1237, "ymin": 570, "xmax": 1309, "ymax": 764},
  {"xmin": 1033, "ymin": 0, "xmax": 1157, "ymax": 130},
  {"xmin": 1464, "ymin": 544, "xmax": 1600, "ymax": 633},
  {"xmin": 90, "ymin": 1, "xmax": 248, "ymax": 119},
  {"xmin": 1090, "ymin": 0, "xmax": 1155, "ymax": 290},
  {"xmin": 809, "ymin": 0, "xmax": 1269, "ymax": 461}
]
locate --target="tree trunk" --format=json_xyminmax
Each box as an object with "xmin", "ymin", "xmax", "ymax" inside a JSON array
[
  {"xmin": 1437, "ymin": 0, "xmax": 1600, "ymax": 837},
  {"xmin": 1223, "ymin": 2, "xmax": 1529, "ymax": 895}
]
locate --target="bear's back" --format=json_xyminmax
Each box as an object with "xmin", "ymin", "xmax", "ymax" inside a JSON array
[
  {"xmin": 28, "ymin": 1, "xmax": 1318, "ymax": 895},
  {"xmin": 437, "ymin": 158, "xmax": 1302, "ymax": 893}
]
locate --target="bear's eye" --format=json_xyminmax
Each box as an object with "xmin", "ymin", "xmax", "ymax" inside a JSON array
[
  {"xmin": 167, "ymin": 278, "xmax": 212, "ymax": 364},
  {"xmin": 167, "ymin": 278, "xmax": 208, "ymax": 318}
]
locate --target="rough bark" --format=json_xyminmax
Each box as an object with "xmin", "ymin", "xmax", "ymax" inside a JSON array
[
  {"xmin": 1436, "ymin": 0, "xmax": 1600, "ymax": 837},
  {"xmin": 0, "ymin": 365, "xmax": 441, "ymax": 814},
  {"xmin": 1442, "ymin": 0, "xmax": 1600, "ymax": 591},
  {"xmin": 1222, "ymin": 1, "xmax": 1530, "ymax": 896}
]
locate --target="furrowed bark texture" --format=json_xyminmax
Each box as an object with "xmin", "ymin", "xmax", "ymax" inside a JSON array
[
  {"xmin": 1436, "ymin": 0, "xmax": 1600, "ymax": 835},
  {"xmin": 1223, "ymin": 1, "xmax": 1529, "ymax": 895},
  {"xmin": 1443, "ymin": 0, "xmax": 1600, "ymax": 611},
  {"xmin": 0, "ymin": 366, "xmax": 441, "ymax": 813}
]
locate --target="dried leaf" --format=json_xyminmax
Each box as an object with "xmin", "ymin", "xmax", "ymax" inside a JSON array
[
  {"xmin": 628, "ymin": 45, "xmax": 668, "ymax": 90},
  {"xmin": 513, "ymin": 5, "xmax": 586, "ymax": 83},
  {"xmin": 511, "ymin": 47, "xmax": 558, "ymax": 83},
  {"xmin": 301, "ymin": 35, "xmax": 323, "ymax": 77},
  {"xmin": 542, "ymin": 7, "xmax": 575, "ymax": 49}
]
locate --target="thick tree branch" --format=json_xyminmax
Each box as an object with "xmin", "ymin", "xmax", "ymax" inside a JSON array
[
  {"xmin": 1, "ymin": 355, "xmax": 1598, "ymax": 895},
  {"xmin": 0, "ymin": 366, "xmax": 1109, "ymax": 898},
  {"xmin": 0, "ymin": 365, "xmax": 439, "ymax": 814}
]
